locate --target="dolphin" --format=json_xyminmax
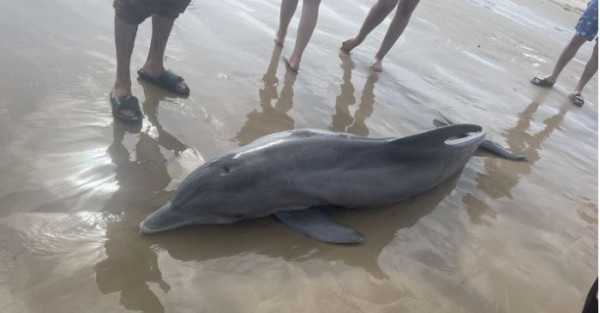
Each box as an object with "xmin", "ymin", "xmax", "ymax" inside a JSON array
[{"xmin": 140, "ymin": 124, "xmax": 525, "ymax": 244}]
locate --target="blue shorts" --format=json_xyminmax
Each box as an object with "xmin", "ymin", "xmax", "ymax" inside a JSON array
[{"xmin": 575, "ymin": 0, "xmax": 598, "ymax": 41}]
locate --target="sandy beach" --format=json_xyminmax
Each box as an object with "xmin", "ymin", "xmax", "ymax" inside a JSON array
[{"xmin": 0, "ymin": 0, "xmax": 597, "ymax": 312}]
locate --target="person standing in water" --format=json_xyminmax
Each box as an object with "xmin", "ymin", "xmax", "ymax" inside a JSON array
[
  {"xmin": 530, "ymin": 0, "xmax": 598, "ymax": 106},
  {"xmin": 341, "ymin": 0, "xmax": 421, "ymax": 72},
  {"xmin": 275, "ymin": 0, "xmax": 323, "ymax": 72},
  {"xmin": 110, "ymin": 0, "xmax": 192, "ymax": 123}
]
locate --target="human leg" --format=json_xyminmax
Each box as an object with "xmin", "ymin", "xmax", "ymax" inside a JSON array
[
  {"xmin": 275, "ymin": 0, "xmax": 300, "ymax": 46},
  {"xmin": 538, "ymin": 35, "xmax": 587, "ymax": 85},
  {"xmin": 138, "ymin": 0, "xmax": 190, "ymax": 95},
  {"xmin": 570, "ymin": 40, "xmax": 598, "ymax": 106},
  {"xmin": 340, "ymin": 0, "xmax": 399, "ymax": 52},
  {"xmin": 285, "ymin": 0, "xmax": 321, "ymax": 71},
  {"xmin": 371, "ymin": 0, "xmax": 420, "ymax": 71}
]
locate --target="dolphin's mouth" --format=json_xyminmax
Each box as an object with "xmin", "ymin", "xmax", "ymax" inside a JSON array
[{"xmin": 139, "ymin": 203, "xmax": 192, "ymax": 235}]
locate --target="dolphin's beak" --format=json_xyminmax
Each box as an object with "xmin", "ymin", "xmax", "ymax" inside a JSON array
[{"xmin": 140, "ymin": 203, "xmax": 191, "ymax": 235}]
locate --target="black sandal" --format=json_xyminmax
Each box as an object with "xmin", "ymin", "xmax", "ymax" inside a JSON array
[
  {"xmin": 569, "ymin": 93, "xmax": 585, "ymax": 106},
  {"xmin": 110, "ymin": 93, "xmax": 142, "ymax": 123},
  {"xmin": 530, "ymin": 76, "xmax": 554, "ymax": 88},
  {"xmin": 137, "ymin": 69, "xmax": 190, "ymax": 96}
]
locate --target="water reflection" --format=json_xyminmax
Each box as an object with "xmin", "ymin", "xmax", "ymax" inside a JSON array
[
  {"xmin": 331, "ymin": 53, "xmax": 376, "ymax": 136},
  {"xmin": 94, "ymin": 84, "xmax": 190, "ymax": 313},
  {"xmin": 462, "ymin": 192, "xmax": 498, "ymax": 226},
  {"xmin": 464, "ymin": 97, "xmax": 570, "ymax": 226},
  {"xmin": 477, "ymin": 100, "xmax": 569, "ymax": 198},
  {"xmin": 236, "ymin": 45, "xmax": 296, "ymax": 146}
]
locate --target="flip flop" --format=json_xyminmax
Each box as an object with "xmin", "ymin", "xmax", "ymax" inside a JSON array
[
  {"xmin": 530, "ymin": 76, "xmax": 554, "ymax": 88},
  {"xmin": 137, "ymin": 69, "xmax": 190, "ymax": 96},
  {"xmin": 569, "ymin": 93, "xmax": 585, "ymax": 106},
  {"xmin": 110, "ymin": 93, "xmax": 142, "ymax": 123}
]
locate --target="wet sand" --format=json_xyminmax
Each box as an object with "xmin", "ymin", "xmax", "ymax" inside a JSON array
[{"xmin": 0, "ymin": 0, "xmax": 597, "ymax": 312}]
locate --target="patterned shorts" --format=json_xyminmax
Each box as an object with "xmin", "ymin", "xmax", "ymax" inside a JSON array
[
  {"xmin": 114, "ymin": 0, "xmax": 192, "ymax": 25},
  {"xmin": 575, "ymin": 0, "xmax": 598, "ymax": 41}
]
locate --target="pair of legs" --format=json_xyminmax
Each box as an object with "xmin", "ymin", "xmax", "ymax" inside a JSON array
[
  {"xmin": 534, "ymin": 34, "xmax": 598, "ymax": 95},
  {"xmin": 275, "ymin": 0, "xmax": 322, "ymax": 71},
  {"xmin": 112, "ymin": 0, "xmax": 189, "ymax": 121},
  {"xmin": 531, "ymin": 0, "xmax": 598, "ymax": 106},
  {"xmin": 341, "ymin": 0, "xmax": 421, "ymax": 72}
]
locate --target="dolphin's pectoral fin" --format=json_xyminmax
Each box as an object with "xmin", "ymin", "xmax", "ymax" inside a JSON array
[{"xmin": 274, "ymin": 208, "xmax": 364, "ymax": 244}]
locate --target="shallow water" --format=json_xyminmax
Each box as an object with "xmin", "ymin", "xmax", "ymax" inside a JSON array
[{"xmin": 0, "ymin": 0, "xmax": 597, "ymax": 312}]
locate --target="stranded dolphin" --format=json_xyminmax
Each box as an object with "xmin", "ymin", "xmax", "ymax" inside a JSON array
[{"xmin": 140, "ymin": 124, "xmax": 525, "ymax": 244}]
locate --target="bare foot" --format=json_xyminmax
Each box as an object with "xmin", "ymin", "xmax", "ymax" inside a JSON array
[
  {"xmin": 274, "ymin": 31, "xmax": 286, "ymax": 46},
  {"xmin": 140, "ymin": 63, "xmax": 189, "ymax": 94},
  {"xmin": 370, "ymin": 58, "xmax": 383, "ymax": 72},
  {"xmin": 111, "ymin": 84, "xmax": 137, "ymax": 118},
  {"xmin": 341, "ymin": 36, "xmax": 363, "ymax": 53},
  {"xmin": 284, "ymin": 55, "xmax": 299, "ymax": 72}
]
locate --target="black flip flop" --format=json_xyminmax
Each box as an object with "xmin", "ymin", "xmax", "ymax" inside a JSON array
[
  {"xmin": 569, "ymin": 93, "xmax": 585, "ymax": 106},
  {"xmin": 530, "ymin": 76, "xmax": 554, "ymax": 88},
  {"xmin": 110, "ymin": 93, "xmax": 142, "ymax": 123},
  {"xmin": 137, "ymin": 69, "xmax": 190, "ymax": 96}
]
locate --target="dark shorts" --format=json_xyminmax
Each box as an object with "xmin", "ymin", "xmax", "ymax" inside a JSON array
[
  {"xmin": 575, "ymin": 0, "xmax": 598, "ymax": 41},
  {"xmin": 114, "ymin": 0, "xmax": 191, "ymax": 25}
]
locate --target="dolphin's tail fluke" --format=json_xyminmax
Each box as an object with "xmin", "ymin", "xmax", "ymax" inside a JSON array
[{"xmin": 433, "ymin": 115, "xmax": 527, "ymax": 161}]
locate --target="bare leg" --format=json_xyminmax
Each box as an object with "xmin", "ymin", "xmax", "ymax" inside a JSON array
[
  {"xmin": 112, "ymin": 15, "xmax": 138, "ymax": 117},
  {"xmin": 341, "ymin": 0, "xmax": 399, "ymax": 52},
  {"xmin": 285, "ymin": 0, "xmax": 321, "ymax": 72},
  {"xmin": 543, "ymin": 34, "xmax": 587, "ymax": 84},
  {"xmin": 141, "ymin": 14, "xmax": 188, "ymax": 93},
  {"xmin": 275, "ymin": 0, "xmax": 299, "ymax": 46},
  {"xmin": 574, "ymin": 41, "xmax": 598, "ymax": 94},
  {"xmin": 371, "ymin": 0, "xmax": 420, "ymax": 72}
]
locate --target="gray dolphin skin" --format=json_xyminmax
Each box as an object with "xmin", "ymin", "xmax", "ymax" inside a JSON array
[{"xmin": 140, "ymin": 124, "xmax": 525, "ymax": 244}]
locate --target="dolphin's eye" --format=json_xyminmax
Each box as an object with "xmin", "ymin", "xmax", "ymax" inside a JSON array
[{"xmin": 233, "ymin": 213, "xmax": 243, "ymax": 219}]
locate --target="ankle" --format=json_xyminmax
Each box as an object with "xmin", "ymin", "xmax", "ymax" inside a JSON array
[
  {"xmin": 288, "ymin": 54, "xmax": 300, "ymax": 65},
  {"xmin": 545, "ymin": 75, "xmax": 557, "ymax": 83},
  {"xmin": 143, "ymin": 60, "xmax": 165, "ymax": 73},
  {"xmin": 113, "ymin": 81, "xmax": 132, "ymax": 97}
]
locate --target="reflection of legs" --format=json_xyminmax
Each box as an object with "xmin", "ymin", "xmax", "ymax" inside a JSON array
[
  {"xmin": 139, "ymin": 83, "xmax": 188, "ymax": 153},
  {"xmin": 285, "ymin": 0, "xmax": 321, "ymax": 71},
  {"xmin": 141, "ymin": 15, "xmax": 188, "ymax": 93},
  {"xmin": 260, "ymin": 46, "xmax": 284, "ymax": 104},
  {"xmin": 113, "ymin": 15, "xmax": 139, "ymax": 117},
  {"xmin": 275, "ymin": 71, "xmax": 297, "ymax": 112},
  {"xmin": 372, "ymin": 0, "xmax": 420, "ymax": 72},
  {"xmin": 97, "ymin": 124, "xmax": 170, "ymax": 313},
  {"xmin": 348, "ymin": 74, "xmax": 377, "ymax": 136},
  {"xmin": 341, "ymin": 0, "xmax": 399, "ymax": 52},
  {"xmin": 542, "ymin": 35, "xmax": 586, "ymax": 84},
  {"xmin": 275, "ymin": 0, "xmax": 299, "ymax": 46},
  {"xmin": 574, "ymin": 41, "xmax": 598, "ymax": 94},
  {"xmin": 331, "ymin": 54, "xmax": 356, "ymax": 132}
]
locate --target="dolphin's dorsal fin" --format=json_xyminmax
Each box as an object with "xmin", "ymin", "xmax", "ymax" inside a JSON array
[
  {"xmin": 391, "ymin": 124, "xmax": 482, "ymax": 147},
  {"xmin": 275, "ymin": 208, "xmax": 364, "ymax": 244}
]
